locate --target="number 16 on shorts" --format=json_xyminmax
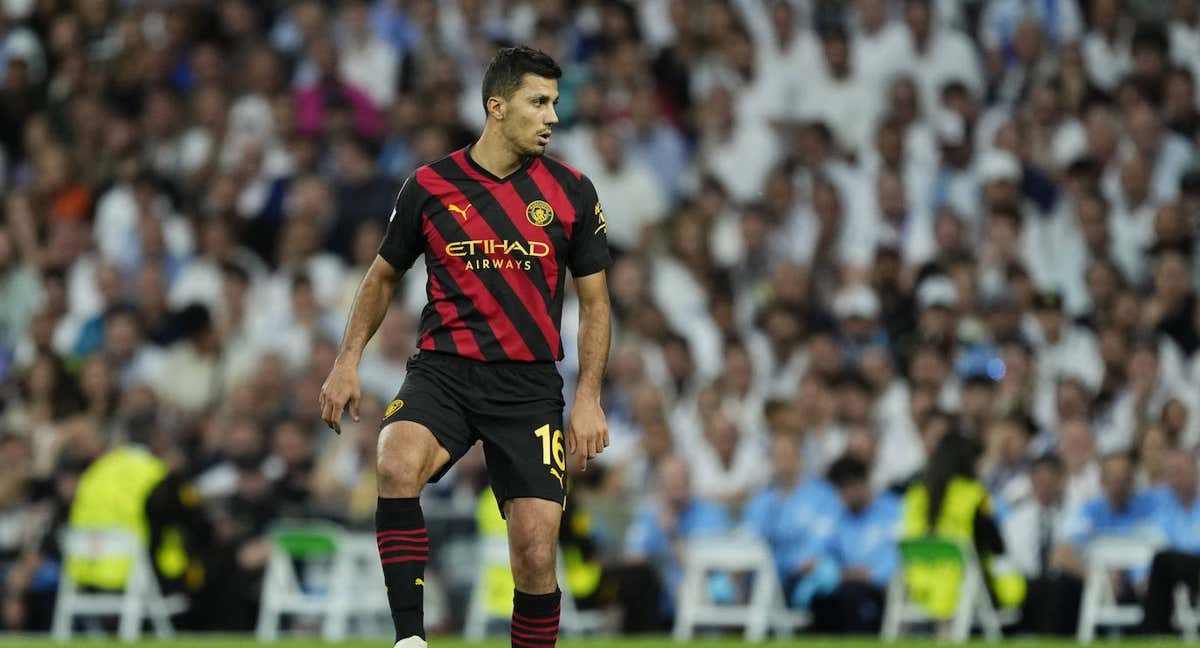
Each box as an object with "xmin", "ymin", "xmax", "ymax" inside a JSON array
[{"xmin": 534, "ymin": 424, "xmax": 566, "ymax": 489}]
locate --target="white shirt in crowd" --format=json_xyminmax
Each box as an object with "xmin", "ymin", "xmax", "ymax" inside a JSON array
[
  {"xmin": 1002, "ymin": 497, "xmax": 1070, "ymax": 578},
  {"xmin": 578, "ymin": 157, "xmax": 666, "ymax": 252},
  {"xmin": 687, "ymin": 433, "xmax": 769, "ymax": 503}
]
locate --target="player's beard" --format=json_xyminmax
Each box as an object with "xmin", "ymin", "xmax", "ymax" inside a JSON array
[
  {"xmin": 524, "ymin": 133, "xmax": 547, "ymax": 157},
  {"xmin": 504, "ymin": 123, "xmax": 546, "ymax": 158}
]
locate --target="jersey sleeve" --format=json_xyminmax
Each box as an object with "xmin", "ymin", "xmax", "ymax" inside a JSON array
[
  {"xmin": 377, "ymin": 174, "xmax": 425, "ymax": 271},
  {"xmin": 567, "ymin": 175, "xmax": 613, "ymax": 277}
]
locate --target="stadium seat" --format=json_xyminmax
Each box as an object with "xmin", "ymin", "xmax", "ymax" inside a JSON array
[
  {"xmin": 322, "ymin": 531, "xmax": 447, "ymax": 641},
  {"xmin": 672, "ymin": 534, "xmax": 802, "ymax": 642},
  {"xmin": 463, "ymin": 536, "xmax": 606, "ymax": 641},
  {"xmin": 255, "ymin": 523, "xmax": 344, "ymax": 642},
  {"xmin": 881, "ymin": 537, "xmax": 1003, "ymax": 643},
  {"xmin": 1076, "ymin": 535, "xmax": 1163, "ymax": 643},
  {"xmin": 257, "ymin": 524, "xmax": 448, "ymax": 642},
  {"xmin": 51, "ymin": 526, "xmax": 186, "ymax": 642}
]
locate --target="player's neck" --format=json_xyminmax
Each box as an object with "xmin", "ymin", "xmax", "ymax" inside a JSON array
[{"xmin": 471, "ymin": 128, "xmax": 526, "ymax": 179}]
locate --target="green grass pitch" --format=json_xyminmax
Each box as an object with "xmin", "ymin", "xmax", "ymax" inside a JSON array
[{"xmin": 0, "ymin": 637, "xmax": 1191, "ymax": 647}]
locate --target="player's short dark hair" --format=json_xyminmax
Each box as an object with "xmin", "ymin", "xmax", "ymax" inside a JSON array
[
  {"xmin": 827, "ymin": 455, "xmax": 870, "ymax": 487},
  {"xmin": 481, "ymin": 46, "xmax": 562, "ymax": 112}
]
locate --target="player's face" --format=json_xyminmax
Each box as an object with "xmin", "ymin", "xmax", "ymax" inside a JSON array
[{"xmin": 502, "ymin": 74, "xmax": 559, "ymax": 156}]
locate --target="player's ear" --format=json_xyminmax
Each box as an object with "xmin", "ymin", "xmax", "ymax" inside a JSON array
[{"xmin": 487, "ymin": 95, "xmax": 506, "ymax": 121}]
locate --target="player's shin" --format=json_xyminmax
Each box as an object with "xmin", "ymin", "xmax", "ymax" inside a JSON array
[
  {"xmin": 511, "ymin": 588, "xmax": 561, "ymax": 647},
  {"xmin": 376, "ymin": 497, "xmax": 429, "ymax": 641}
]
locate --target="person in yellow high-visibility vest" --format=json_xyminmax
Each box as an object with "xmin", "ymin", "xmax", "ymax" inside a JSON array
[
  {"xmin": 66, "ymin": 426, "xmax": 211, "ymax": 601},
  {"xmin": 901, "ymin": 431, "xmax": 1026, "ymax": 618},
  {"xmin": 475, "ymin": 484, "xmax": 603, "ymax": 618}
]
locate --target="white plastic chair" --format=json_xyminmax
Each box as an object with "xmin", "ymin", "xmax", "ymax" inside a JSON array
[
  {"xmin": 1076, "ymin": 535, "xmax": 1163, "ymax": 643},
  {"xmin": 322, "ymin": 532, "xmax": 447, "ymax": 641},
  {"xmin": 255, "ymin": 523, "xmax": 343, "ymax": 642},
  {"xmin": 464, "ymin": 537, "xmax": 605, "ymax": 641},
  {"xmin": 881, "ymin": 537, "xmax": 1004, "ymax": 644},
  {"xmin": 51, "ymin": 527, "xmax": 186, "ymax": 642},
  {"xmin": 672, "ymin": 534, "xmax": 801, "ymax": 643}
]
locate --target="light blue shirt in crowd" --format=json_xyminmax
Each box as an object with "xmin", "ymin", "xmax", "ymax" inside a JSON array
[
  {"xmin": 1064, "ymin": 490, "xmax": 1164, "ymax": 549},
  {"xmin": 742, "ymin": 478, "xmax": 840, "ymax": 578},
  {"xmin": 1157, "ymin": 490, "xmax": 1200, "ymax": 554},
  {"xmin": 821, "ymin": 492, "xmax": 903, "ymax": 587},
  {"xmin": 625, "ymin": 497, "xmax": 731, "ymax": 602}
]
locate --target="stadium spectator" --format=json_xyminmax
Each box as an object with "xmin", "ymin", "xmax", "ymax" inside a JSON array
[
  {"xmin": 1142, "ymin": 448, "xmax": 1200, "ymax": 634},
  {"xmin": 1052, "ymin": 451, "xmax": 1163, "ymax": 603},
  {"xmin": 743, "ymin": 430, "xmax": 837, "ymax": 595},
  {"xmin": 807, "ymin": 455, "xmax": 900, "ymax": 633},
  {"xmin": 900, "ymin": 431, "xmax": 1025, "ymax": 617},
  {"xmin": 1002, "ymin": 453, "xmax": 1078, "ymax": 634},
  {"xmin": 623, "ymin": 454, "xmax": 730, "ymax": 623}
]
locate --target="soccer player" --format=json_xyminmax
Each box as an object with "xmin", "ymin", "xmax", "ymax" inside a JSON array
[{"xmin": 319, "ymin": 46, "xmax": 611, "ymax": 648}]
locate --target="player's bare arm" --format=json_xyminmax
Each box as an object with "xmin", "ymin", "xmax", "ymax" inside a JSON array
[
  {"xmin": 319, "ymin": 255, "xmax": 399, "ymax": 433},
  {"xmin": 568, "ymin": 270, "xmax": 611, "ymax": 470}
]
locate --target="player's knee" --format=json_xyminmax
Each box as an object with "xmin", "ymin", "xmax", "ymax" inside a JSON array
[
  {"xmin": 511, "ymin": 539, "xmax": 556, "ymax": 575},
  {"xmin": 377, "ymin": 422, "xmax": 445, "ymax": 497},
  {"xmin": 376, "ymin": 452, "xmax": 426, "ymax": 497}
]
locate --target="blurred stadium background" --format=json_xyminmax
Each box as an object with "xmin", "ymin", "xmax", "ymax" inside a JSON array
[{"xmin": 2, "ymin": 0, "xmax": 1200, "ymax": 645}]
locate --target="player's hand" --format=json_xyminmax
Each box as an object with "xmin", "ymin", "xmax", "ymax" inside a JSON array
[
  {"xmin": 567, "ymin": 396, "xmax": 608, "ymax": 471},
  {"xmin": 319, "ymin": 359, "xmax": 361, "ymax": 434}
]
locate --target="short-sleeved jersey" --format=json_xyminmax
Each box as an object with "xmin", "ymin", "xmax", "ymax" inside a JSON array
[{"xmin": 378, "ymin": 146, "xmax": 611, "ymax": 363}]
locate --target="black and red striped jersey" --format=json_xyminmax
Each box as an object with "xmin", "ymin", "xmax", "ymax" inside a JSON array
[{"xmin": 377, "ymin": 146, "xmax": 611, "ymax": 363}]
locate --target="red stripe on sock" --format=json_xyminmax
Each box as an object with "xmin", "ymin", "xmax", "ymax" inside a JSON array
[
  {"xmin": 380, "ymin": 555, "xmax": 428, "ymax": 565},
  {"xmin": 511, "ymin": 627, "xmax": 558, "ymax": 641},
  {"xmin": 511, "ymin": 610, "xmax": 560, "ymax": 628},
  {"xmin": 511, "ymin": 617, "xmax": 559, "ymax": 633}
]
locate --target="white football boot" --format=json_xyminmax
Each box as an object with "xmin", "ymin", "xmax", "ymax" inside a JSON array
[{"xmin": 394, "ymin": 636, "xmax": 427, "ymax": 648}]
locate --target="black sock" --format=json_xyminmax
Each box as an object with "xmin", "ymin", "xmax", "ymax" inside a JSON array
[
  {"xmin": 511, "ymin": 589, "xmax": 560, "ymax": 648},
  {"xmin": 376, "ymin": 497, "xmax": 428, "ymax": 641}
]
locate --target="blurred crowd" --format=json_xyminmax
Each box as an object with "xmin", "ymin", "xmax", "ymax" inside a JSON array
[{"xmin": 1, "ymin": 0, "xmax": 1200, "ymax": 636}]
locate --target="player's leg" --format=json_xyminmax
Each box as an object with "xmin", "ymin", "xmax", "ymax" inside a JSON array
[
  {"xmin": 377, "ymin": 420, "xmax": 451, "ymax": 497},
  {"xmin": 504, "ymin": 497, "xmax": 564, "ymax": 648},
  {"xmin": 470, "ymin": 361, "xmax": 568, "ymax": 646},
  {"xmin": 376, "ymin": 421, "xmax": 450, "ymax": 647}
]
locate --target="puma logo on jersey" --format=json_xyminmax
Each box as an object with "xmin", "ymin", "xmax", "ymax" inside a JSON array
[
  {"xmin": 414, "ymin": 578, "xmax": 424, "ymax": 587},
  {"xmin": 448, "ymin": 203, "xmax": 473, "ymax": 221}
]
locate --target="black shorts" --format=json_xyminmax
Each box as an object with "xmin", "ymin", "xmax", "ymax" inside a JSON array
[{"xmin": 382, "ymin": 350, "xmax": 567, "ymax": 513}]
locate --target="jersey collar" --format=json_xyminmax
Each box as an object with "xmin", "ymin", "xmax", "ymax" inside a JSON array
[{"xmin": 461, "ymin": 145, "xmax": 535, "ymax": 183}]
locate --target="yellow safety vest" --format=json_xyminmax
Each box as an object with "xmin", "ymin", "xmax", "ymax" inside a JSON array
[
  {"xmin": 902, "ymin": 477, "xmax": 1025, "ymax": 617},
  {"xmin": 66, "ymin": 447, "xmax": 188, "ymax": 589},
  {"xmin": 474, "ymin": 487, "xmax": 602, "ymax": 616},
  {"xmin": 476, "ymin": 488, "xmax": 516, "ymax": 616}
]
